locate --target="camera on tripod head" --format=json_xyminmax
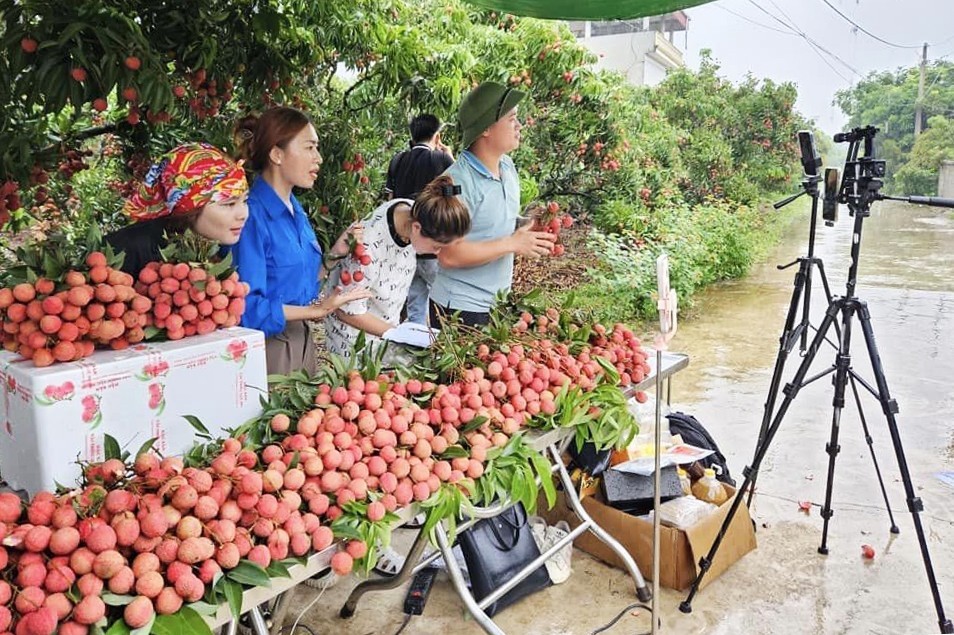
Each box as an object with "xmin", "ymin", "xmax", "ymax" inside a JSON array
[{"xmin": 823, "ymin": 126, "xmax": 887, "ymax": 224}]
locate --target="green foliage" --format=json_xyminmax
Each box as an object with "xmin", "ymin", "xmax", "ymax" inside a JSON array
[
  {"xmin": 835, "ymin": 60, "xmax": 954, "ymax": 192},
  {"xmin": 564, "ymin": 196, "xmax": 797, "ymax": 324},
  {"xmin": 473, "ymin": 433, "xmax": 556, "ymax": 515},
  {"xmin": 894, "ymin": 115, "xmax": 954, "ymax": 195},
  {"xmin": 3, "ymin": 0, "xmax": 816, "ymax": 324}
]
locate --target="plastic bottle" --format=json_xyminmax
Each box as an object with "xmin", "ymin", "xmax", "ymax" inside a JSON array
[
  {"xmin": 691, "ymin": 468, "xmax": 728, "ymax": 505},
  {"xmin": 677, "ymin": 467, "xmax": 692, "ymax": 496}
]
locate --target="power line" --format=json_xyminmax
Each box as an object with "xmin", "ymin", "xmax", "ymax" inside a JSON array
[
  {"xmin": 766, "ymin": 0, "xmax": 862, "ymax": 76},
  {"xmin": 712, "ymin": 4, "xmax": 797, "ymax": 37},
  {"xmin": 745, "ymin": 0, "xmax": 860, "ymax": 81},
  {"xmin": 818, "ymin": 0, "xmax": 923, "ymax": 49}
]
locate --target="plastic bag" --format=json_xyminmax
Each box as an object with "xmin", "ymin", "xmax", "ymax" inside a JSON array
[{"xmin": 649, "ymin": 496, "xmax": 717, "ymax": 530}]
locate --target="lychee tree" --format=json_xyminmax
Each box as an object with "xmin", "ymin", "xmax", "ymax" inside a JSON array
[{"xmin": 3, "ymin": 0, "xmax": 810, "ymax": 307}]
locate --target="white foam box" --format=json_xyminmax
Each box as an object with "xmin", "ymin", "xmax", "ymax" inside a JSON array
[{"xmin": 0, "ymin": 327, "xmax": 267, "ymax": 495}]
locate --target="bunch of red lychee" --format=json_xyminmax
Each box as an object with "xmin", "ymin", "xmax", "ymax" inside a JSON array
[
  {"xmin": 0, "ymin": 252, "xmax": 152, "ymax": 366},
  {"xmin": 134, "ymin": 262, "xmax": 248, "ymax": 340}
]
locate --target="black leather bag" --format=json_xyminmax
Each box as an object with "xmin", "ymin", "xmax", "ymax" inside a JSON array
[
  {"xmin": 566, "ymin": 441, "xmax": 612, "ymax": 477},
  {"xmin": 457, "ymin": 503, "xmax": 552, "ymax": 617}
]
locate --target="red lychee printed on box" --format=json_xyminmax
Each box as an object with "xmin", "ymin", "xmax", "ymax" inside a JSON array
[{"xmin": 0, "ymin": 327, "xmax": 266, "ymax": 495}]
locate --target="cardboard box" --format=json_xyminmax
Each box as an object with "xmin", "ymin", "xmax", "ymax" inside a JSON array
[
  {"xmin": 0, "ymin": 327, "xmax": 267, "ymax": 495},
  {"xmin": 544, "ymin": 484, "xmax": 756, "ymax": 591}
]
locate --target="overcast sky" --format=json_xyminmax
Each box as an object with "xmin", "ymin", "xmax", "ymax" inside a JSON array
[{"xmin": 681, "ymin": 0, "xmax": 954, "ymax": 135}]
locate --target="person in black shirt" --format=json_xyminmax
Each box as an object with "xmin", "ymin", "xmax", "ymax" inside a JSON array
[
  {"xmin": 384, "ymin": 114, "xmax": 454, "ymax": 323},
  {"xmin": 105, "ymin": 143, "xmax": 249, "ymax": 278}
]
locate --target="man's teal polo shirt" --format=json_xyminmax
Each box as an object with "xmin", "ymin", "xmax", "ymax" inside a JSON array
[{"xmin": 430, "ymin": 150, "xmax": 520, "ymax": 313}]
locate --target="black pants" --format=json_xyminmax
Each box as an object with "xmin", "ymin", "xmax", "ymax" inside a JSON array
[{"xmin": 428, "ymin": 300, "xmax": 490, "ymax": 328}]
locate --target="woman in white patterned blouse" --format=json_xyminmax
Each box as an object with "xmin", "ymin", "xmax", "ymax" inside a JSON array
[{"xmin": 323, "ymin": 176, "xmax": 471, "ymax": 359}]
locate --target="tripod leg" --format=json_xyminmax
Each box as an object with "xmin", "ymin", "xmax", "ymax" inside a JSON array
[
  {"xmin": 847, "ymin": 372, "xmax": 899, "ymax": 534},
  {"xmin": 855, "ymin": 302, "xmax": 953, "ymax": 633},
  {"xmin": 748, "ymin": 259, "xmax": 810, "ymax": 507},
  {"xmin": 680, "ymin": 301, "xmax": 842, "ymax": 614},
  {"xmin": 817, "ymin": 302, "xmax": 856, "ymax": 555}
]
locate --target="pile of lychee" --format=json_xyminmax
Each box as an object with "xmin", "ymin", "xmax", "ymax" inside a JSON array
[
  {"xmin": 0, "ymin": 305, "xmax": 650, "ymax": 633},
  {"xmin": 133, "ymin": 261, "xmax": 248, "ymax": 341},
  {"xmin": 0, "ymin": 251, "xmax": 250, "ymax": 367}
]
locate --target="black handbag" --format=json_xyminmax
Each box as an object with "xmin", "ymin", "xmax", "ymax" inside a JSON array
[
  {"xmin": 566, "ymin": 441, "xmax": 612, "ymax": 477},
  {"xmin": 457, "ymin": 502, "xmax": 552, "ymax": 617}
]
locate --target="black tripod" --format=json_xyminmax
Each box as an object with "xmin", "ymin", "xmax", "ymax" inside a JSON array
[
  {"xmin": 745, "ymin": 152, "xmax": 898, "ymax": 535},
  {"xmin": 679, "ymin": 127, "xmax": 954, "ymax": 634}
]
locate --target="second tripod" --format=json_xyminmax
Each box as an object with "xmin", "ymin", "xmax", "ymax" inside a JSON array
[{"xmin": 679, "ymin": 127, "xmax": 953, "ymax": 633}]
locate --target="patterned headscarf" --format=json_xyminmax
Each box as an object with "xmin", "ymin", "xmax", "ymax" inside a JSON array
[{"xmin": 124, "ymin": 143, "xmax": 248, "ymax": 222}]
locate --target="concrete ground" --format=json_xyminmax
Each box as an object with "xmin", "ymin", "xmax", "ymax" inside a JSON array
[{"xmin": 289, "ymin": 201, "xmax": 954, "ymax": 634}]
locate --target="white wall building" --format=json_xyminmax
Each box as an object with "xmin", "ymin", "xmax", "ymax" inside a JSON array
[{"xmin": 569, "ymin": 13, "xmax": 688, "ymax": 86}]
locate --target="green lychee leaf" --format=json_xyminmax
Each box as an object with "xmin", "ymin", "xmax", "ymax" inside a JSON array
[
  {"xmin": 225, "ymin": 560, "xmax": 272, "ymax": 588},
  {"xmin": 101, "ymin": 592, "xmax": 135, "ymax": 606}
]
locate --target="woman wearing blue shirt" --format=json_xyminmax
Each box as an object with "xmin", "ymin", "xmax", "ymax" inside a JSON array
[{"xmin": 232, "ymin": 107, "xmax": 370, "ymax": 374}]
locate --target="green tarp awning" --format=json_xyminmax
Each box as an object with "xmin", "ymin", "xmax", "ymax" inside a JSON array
[{"xmin": 462, "ymin": 0, "xmax": 712, "ymax": 20}]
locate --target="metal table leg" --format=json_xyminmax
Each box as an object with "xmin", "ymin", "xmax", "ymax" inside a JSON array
[
  {"xmin": 248, "ymin": 607, "xmax": 270, "ymax": 635},
  {"xmin": 339, "ymin": 525, "xmax": 432, "ymax": 618},
  {"xmin": 269, "ymin": 591, "xmax": 295, "ymax": 635},
  {"xmin": 547, "ymin": 444, "xmax": 652, "ymax": 602},
  {"xmin": 221, "ymin": 620, "xmax": 239, "ymax": 635},
  {"xmin": 433, "ymin": 523, "xmax": 506, "ymax": 635}
]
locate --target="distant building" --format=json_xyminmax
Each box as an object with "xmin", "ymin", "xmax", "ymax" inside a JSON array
[
  {"xmin": 569, "ymin": 12, "xmax": 688, "ymax": 86},
  {"xmin": 939, "ymin": 160, "xmax": 954, "ymax": 198}
]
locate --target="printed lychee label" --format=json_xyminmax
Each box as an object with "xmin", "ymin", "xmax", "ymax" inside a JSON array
[
  {"xmin": 235, "ymin": 372, "xmax": 248, "ymax": 407},
  {"xmin": 147, "ymin": 382, "xmax": 166, "ymax": 415},
  {"xmin": 175, "ymin": 352, "xmax": 217, "ymax": 370},
  {"xmin": 81, "ymin": 394, "xmax": 103, "ymax": 429},
  {"xmin": 35, "ymin": 381, "xmax": 76, "ymax": 406},
  {"xmin": 1, "ymin": 368, "xmax": 11, "ymax": 437},
  {"xmin": 10, "ymin": 381, "xmax": 32, "ymax": 404},
  {"xmin": 221, "ymin": 339, "xmax": 249, "ymax": 367},
  {"xmin": 85, "ymin": 433, "xmax": 104, "ymax": 462},
  {"xmin": 136, "ymin": 360, "xmax": 170, "ymax": 381},
  {"xmin": 151, "ymin": 419, "xmax": 168, "ymax": 454}
]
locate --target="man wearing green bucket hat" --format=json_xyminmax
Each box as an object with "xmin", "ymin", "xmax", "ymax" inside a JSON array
[{"xmin": 429, "ymin": 82, "xmax": 556, "ymax": 327}]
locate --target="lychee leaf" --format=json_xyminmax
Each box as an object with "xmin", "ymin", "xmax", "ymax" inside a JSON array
[
  {"xmin": 152, "ymin": 607, "xmax": 213, "ymax": 635},
  {"xmin": 135, "ymin": 437, "xmax": 157, "ymax": 458},
  {"xmin": 439, "ymin": 446, "xmax": 469, "ymax": 459},
  {"xmin": 281, "ymin": 556, "xmax": 309, "ymax": 568},
  {"xmin": 187, "ymin": 600, "xmax": 221, "ymax": 617},
  {"xmin": 104, "ymin": 620, "xmax": 130, "ymax": 635},
  {"xmin": 330, "ymin": 519, "xmax": 363, "ymax": 541},
  {"xmin": 265, "ymin": 560, "xmax": 291, "ymax": 579},
  {"xmin": 103, "ymin": 434, "xmax": 121, "ymax": 460},
  {"xmin": 130, "ymin": 613, "xmax": 155, "ymax": 635},
  {"xmin": 226, "ymin": 560, "xmax": 271, "ymax": 588},
  {"xmin": 221, "ymin": 578, "xmax": 244, "ymax": 620},
  {"xmin": 184, "ymin": 415, "xmax": 211, "ymax": 437},
  {"xmin": 459, "ymin": 415, "xmax": 488, "ymax": 434},
  {"xmin": 102, "ymin": 592, "xmax": 135, "ymax": 606}
]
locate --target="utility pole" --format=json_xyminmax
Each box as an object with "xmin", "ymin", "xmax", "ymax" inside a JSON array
[{"xmin": 915, "ymin": 42, "xmax": 927, "ymax": 136}]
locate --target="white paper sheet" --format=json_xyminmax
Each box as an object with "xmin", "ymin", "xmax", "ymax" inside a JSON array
[
  {"xmin": 381, "ymin": 322, "xmax": 438, "ymax": 348},
  {"xmin": 611, "ymin": 443, "xmax": 715, "ymax": 476}
]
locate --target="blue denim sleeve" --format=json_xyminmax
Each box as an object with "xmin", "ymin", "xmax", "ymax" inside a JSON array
[{"xmin": 232, "ymin": 211, "xmax": 286, "ymax": 337}]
